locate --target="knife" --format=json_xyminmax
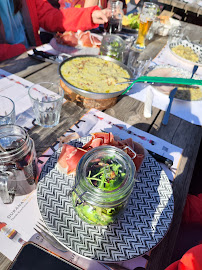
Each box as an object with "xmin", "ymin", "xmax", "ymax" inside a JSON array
[
  {"xmin": 148, "ymin": 150, "xmax": 173, "ymax": 169},
  {"xmin": 162, "ymin": 64, "xmax": 199, "ymax": 125},
  {"xmin": 28, "ymin": 49, "xmax": 70, "ymax": 64}
]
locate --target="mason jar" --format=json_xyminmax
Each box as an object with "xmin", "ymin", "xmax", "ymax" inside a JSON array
[
  {"xmin": 72, "ymin": 145, "xmax": 135, "ymax": 226},
  {"xmin": 100, "ymin": 34, "xmax": 125, "ymax": 62},
  {"xmin": 0, "ymin": 125, "xmax": 38, "ymax": 204}
]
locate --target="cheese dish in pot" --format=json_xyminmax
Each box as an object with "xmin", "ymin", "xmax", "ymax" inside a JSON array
[{"xmin": 60, "ymin": 57, "xmax": 130, "ymax": 93}]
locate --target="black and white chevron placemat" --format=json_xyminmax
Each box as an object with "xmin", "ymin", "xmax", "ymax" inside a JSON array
[{"xmin": 37, "ymin": 137, "xmax": 174, "ymax": 262}]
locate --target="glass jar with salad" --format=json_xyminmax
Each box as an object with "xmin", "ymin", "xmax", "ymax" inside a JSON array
[
  {"xmin": 72, "ymin": 145, "xmax": 135, "ymax": 226},
  {"xmin": 100, "ymin": 34, "xmax": 125, "ymax": 62}
]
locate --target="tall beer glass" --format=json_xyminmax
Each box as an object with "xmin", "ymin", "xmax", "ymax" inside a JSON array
[{"xmin": 134, "ymin": 2, "xmax": 158, "ymax": 50}]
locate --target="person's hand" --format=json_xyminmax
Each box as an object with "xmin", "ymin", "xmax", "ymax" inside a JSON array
[{"xmin": 92, "ymin": 8, "xmax": 111, "ymax": 24}]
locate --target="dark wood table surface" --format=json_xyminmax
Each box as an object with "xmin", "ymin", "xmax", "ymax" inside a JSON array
[
  {"xmin": 157, "ymin": 0, "xmax": 202, "ymax": 16},
  {"xmin": 0, "ymin": 22, "xmax": 201, "ymax": 270}
]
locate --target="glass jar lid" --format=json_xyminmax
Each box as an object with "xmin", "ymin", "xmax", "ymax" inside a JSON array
[
  {"xmin": 0, "ymin": 125, "xmax": 31, "ymax": 162},
  {"xmin": 74, "ymin": 145, "xmax": 135, "ymax": 207}
]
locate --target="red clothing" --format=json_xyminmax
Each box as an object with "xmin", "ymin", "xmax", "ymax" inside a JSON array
[
  {"xmin": 165, "ymin": 194, "xmax": 202, "ymax": 270},
  {"xmin": 0, "ymin": 0, "xmax": 100, "ymax": 61},
  {"xmin": 182, "ymin": 194, "xmax": 202, "ymax": 225},
  {"xmin": 165, "ymin": 244, "xmax": 202, "ymax": 270}
]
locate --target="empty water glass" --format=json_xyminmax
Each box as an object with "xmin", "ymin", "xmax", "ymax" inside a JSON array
[
  {"xmin": 28, "ymin": 82, "xmax": 64, "ymax": 128},
  {"xmin": 168, "ymin": 26, "xmax": 184, "ymax": 44},
  {"xmin": 0, "ymin": 96, "xmax": 16, "ymax": 125},
  {"xmin": 127, "ymin": 50, "xmax": 151, "ymax": 78}
]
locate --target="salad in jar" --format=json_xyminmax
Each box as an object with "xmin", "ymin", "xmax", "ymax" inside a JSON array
[{"xmin": 72, "ymin": 145, "xmax": 135, "ymax": 226}]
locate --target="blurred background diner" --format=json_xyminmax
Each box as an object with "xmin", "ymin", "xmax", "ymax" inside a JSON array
[{"xmin": 0, "ymin": 0, "xmax": 111, "ymax": 62}]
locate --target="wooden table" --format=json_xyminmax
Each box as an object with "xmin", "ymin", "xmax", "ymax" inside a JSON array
[
  {"xmin": 158, "ymin": 0, "xmax": 202, "ymax": 18},
  {"xmin": 0, "ymin": 22, "xmax": 201, "ymax": 270}
]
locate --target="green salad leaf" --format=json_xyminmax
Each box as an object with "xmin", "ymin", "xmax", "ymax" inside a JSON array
[{"xmin": 122, "ymin": 13, "xmax": 140, "ymax": 29}]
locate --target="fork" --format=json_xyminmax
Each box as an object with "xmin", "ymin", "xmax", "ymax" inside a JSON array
[{"xmin": 34, "ymin": 220, "xmax": 67, "ymax": 252}]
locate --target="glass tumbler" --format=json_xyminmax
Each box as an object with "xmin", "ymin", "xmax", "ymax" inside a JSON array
[
  {"xmin": 134, "ymin": 2, "xmax": 159, "ymax": 50},
  {"xmin": 0, "ymin": 96, "xmax": 16, "ymax": 125},
  {"xmin": 28, "ymin": 82, "xmax": 64, "ymax": 128},
  {"xmin": 168, "ymin": 26, "xmax": 185, "ymax": 44},
  {"xmin": 127, "ymin": 50, "xmax": 151, "ymax": 78},
  {"xmin": 72, "ymin": 145, "xmax": 136, "ymax": 226}
]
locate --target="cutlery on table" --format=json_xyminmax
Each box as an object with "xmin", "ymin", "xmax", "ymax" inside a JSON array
[
  {"xmin": 162, "ymin": 65, "xmax": 199, "ymax": 125},
  {"xmin": 34, "ymin": 220, "xmax": 67, "ymax": 252},
  {"xmin": 148, "ymin": 150, "xmax": 173, "ymax": 169},
  {"xmin": 29, "ymin": 49, "xmax": 70, "ymax": 64}
]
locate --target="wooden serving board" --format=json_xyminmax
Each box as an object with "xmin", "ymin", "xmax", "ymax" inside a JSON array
[{"xmin": 60, "ymin": 80, "xmax": 118, "ymax": 110}]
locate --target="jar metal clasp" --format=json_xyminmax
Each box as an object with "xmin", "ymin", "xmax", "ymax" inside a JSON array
[
  {"xmin": 72, "ymin": 183, "xmax": 86, "ymax": 206},
  {"xmin": 122, "ymin": 146, "xmax": 137, "ymax": 160}
]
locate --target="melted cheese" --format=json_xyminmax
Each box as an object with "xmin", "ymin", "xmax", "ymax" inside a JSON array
[
  {"xmin": 61, "ymin": 57, "xmax": 130, "ymax": 93},
  {"xmin": 172, "ymin": 45, "xmax": 199, "ymax": 62}
]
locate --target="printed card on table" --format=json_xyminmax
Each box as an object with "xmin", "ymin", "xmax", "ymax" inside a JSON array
[{"xmin": 39, "ymin": 108, "xmax": 183, "ymax": 182}]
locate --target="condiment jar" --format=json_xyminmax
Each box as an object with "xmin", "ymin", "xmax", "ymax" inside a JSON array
[
  {"xmin": 72, "ymin": 145, "xmax": 135, "ymax": 226},
  {"xmin": 0, "ymin": 125, "xmax": 38, "ymax": 204},
  {"xmin": 100, "ymin": 34, "xmax": 125, "ymax": 62}
]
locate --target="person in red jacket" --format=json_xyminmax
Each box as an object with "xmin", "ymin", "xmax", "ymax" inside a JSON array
[
  {"xmin": 0, "ymin": 0, "xmax": 111, "ymax": 62},
  {"xmin": 165, "ymin": 244, "xmax": 202, "ymax": 270},
  {"xmin": 165, "ymin": 193, "xmax": 202, "ymax": 270}
]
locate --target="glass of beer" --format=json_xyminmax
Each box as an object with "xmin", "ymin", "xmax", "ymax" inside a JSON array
[{"xmin": 134, "ymin": 2, "xmax": 159, "ymax": 50}]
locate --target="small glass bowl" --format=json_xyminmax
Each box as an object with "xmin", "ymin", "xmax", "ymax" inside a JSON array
[
  {"xmin": 72, "ymin": 145, "xmax": 135, "ymax": 226},
  {"xmin": 100, "ymin": 34, "xmax": 125, "ymax": 62}
]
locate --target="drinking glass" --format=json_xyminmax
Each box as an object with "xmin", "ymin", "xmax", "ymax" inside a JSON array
[
  {"xmin": 168, "ymin": 26, "xmax": 184, "ymax": 44},
  {"xmin": 127, "ymin": 50, "xmax": 151, "ymax": 78},
  {"xmin": 0, "ymin": 96, "xmax": 16, "ymax": 125},
  {"xmin": 28, "ymin": 82, "xmax": 64, "ymax": 128},
  {"xmin": 104, "ymin": 0, "xmax": 124, "ymax": 34},
  {"xmin": 134, "ymin": 2, "xmax": 159, "ymax": 51}
]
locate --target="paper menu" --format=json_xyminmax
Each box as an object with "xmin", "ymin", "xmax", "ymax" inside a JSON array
[
  {"xmin": 38, "ymin": 109, "xmax": 183, "ymax": 182},
  {"xmin": 68, "ymin": 109, "xmax": 183, "ymax": 181},
  {"xmin": 0, "ymin": 190, "xmax": 42, "ymax": 261}
]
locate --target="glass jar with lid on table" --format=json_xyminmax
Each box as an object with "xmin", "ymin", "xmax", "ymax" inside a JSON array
[
  {"xmin": 71, "ymin": 145, "xmax": 136, "ymax": 226},
  {"xmin": 100, "ymin": 34, "xmax": 125, "ymax": 61}
]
